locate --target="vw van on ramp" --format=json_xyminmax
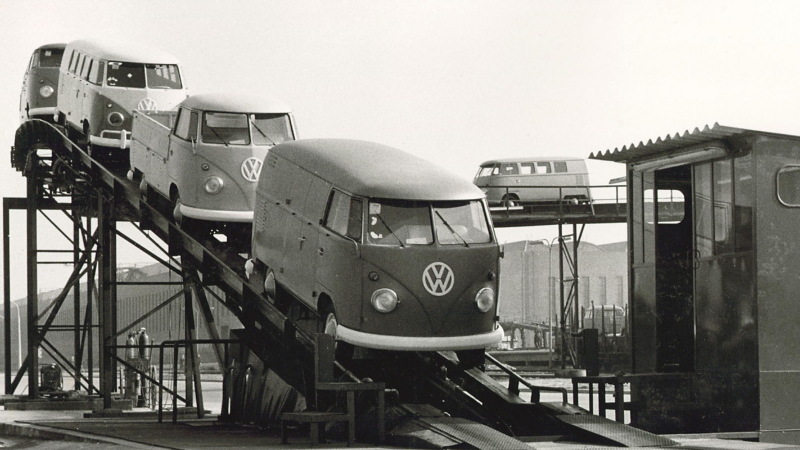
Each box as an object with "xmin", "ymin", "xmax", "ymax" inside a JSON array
[
  {"xmin": 56, "ymin": 39, "xmax": 188, "ymax": 163},
  {"xmin": 19, "ymin": 43, "xmax": 65, "ymax": 123},
  {"xmin": 129, "ymin": 93, "xmax": 296, "ymax": 240},
  {"xmin": 247, "ymin": 139, "xmax": 504, "ymax": 363},
  {"xmin": 473, "ymin": 157, "xmax": 591, "ymax": 206}
]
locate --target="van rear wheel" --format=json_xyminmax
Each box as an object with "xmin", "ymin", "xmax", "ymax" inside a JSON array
[
  {"xmin": 319, "ymin": 305, "xmax": 354, "ymax": 362},
  {"xmin": 501, "ymin": 195, "xmax": 518, "ymax": 207}
]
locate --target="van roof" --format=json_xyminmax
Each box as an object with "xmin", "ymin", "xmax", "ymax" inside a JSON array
[
  {"xmin": 35, "ymin": 43, "xmax": 66, "ymax": 51},
  {"xmin": 479, "ymin": 157, "xmax": 585, "ymax": 165},
  {"xmin": 181, "ymin": 93, "xmax": 291, "ymax": 114},
  {"xmin": 64, "ymin": 39, "xmax": 181, "ymax": 64},
  {"xmin": 271, "ymin": 139, "xmax": 484, "ymax": 201}
]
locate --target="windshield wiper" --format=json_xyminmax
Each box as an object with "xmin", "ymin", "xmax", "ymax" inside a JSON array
[
  {"xmin": 435, "ymin": 211, "xmax": 469, "ymax": 247},
  {"xmin": 205, "ymin": 125, "xmax": 229, "ymax": 147},
  {"xmin": 251, "ymin": 121, "xmax": 276, "ymax": 145},
  {"xmin": 375, "ymin": 214, "xmax": 405, "ymax": 248}
]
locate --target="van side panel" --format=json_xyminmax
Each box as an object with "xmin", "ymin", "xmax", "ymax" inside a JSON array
[
  {"xmin": 253, "ymin": 153, "xmax": 294, "ymax": 271},
  {"xmin": 130, "ymin": 111, "xmax": 174, "ymax": 193},
  {"xmin": 279, "ymin": 168, "xmax": 318, "ymax": 301},
  {"xmin": 316, "ymin": 216, "xmax": 361, "ymax": 330}
]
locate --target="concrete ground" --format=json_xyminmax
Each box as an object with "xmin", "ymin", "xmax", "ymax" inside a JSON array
[{"xmin": 1, "ymin": 375, "xmax": 798, "ymax": 449}]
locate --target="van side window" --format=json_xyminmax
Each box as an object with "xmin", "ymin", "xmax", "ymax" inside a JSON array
[
  {"xmin": 68, "ymin": 51, "xmax": 79, "ymax": 73},
  {"xmin": 324, "ymin": 190, "xmax": 362, "ymax": 240},
  {"xmin": 77, "ymin": 54, "xmax": 87, "ymax": 77},
  {"xmin": 536, "ymin": 162, "xmax": 552, "ymax": 173},
  {"xmin": 88, "ymin": 60, "xmax": 103, "ymax": 85},
  {"xmin": 554, "ymin": 161, "xmax": 568, "ymax": 173},
  {"xmin": 174, "ymin": 108, "xmax": 198, "ymax": 141},
  {"xmin": 520, "ymin": 163, "xmax": 535, "ymax": 175},
  {"xmin": 81, "ymin": 58, "xmax": 93, "ymax": 80},
  {"xmin": 499, "ymin": 163, "xmax": 519, "ymax": 176}
]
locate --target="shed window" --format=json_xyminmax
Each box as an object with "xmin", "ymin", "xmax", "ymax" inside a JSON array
[
  {"xmin": 695, "ymin": 154, "xmax": 753, "ymax": 258},
  {"xmin": 778, "ymin": 165, "xmax": 800, "ymax": 207},
  {"xmin": 713, "ymin": 159, "xmax": 733, "ymax": 255},
  {"xmin": 644, "ymin": 189, "xmax": 685, "ymax": 224}
]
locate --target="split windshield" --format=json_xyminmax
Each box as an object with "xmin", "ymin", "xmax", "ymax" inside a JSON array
[
  {"xmin": 106, "ymin": 62, "xmax": 182, "ymax": 89},
  {"xmin": 35, "ymin": 49, "xmax": 64, "ymax": 68},
  {"xmin": 201, "ymin": 112, "xmax": 293, "ymax": 146},
  {"xmin": 367, "ymin": 199, "xmax": 491, "ymax": 246}
]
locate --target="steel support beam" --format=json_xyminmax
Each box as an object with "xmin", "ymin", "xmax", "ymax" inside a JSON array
[
  {"xmin": 4, "ymin": 199, "xmax": 12, "ymax": 394},
  {"xmin": 26, "ymin": 154, "xmax": 39, "ymax": 399},
  {"xmin": 98, "ymin": 195, "xmax": 117, "ymax": 408},
  {"xmin": 73, "ymin": 211, "xmax": 82, "ymax": 390}
]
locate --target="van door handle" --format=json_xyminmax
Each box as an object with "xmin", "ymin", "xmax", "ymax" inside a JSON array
[
  {"xmin": 298, "ymin": 236, "xmax": 306, "ymax": 249},
  {"xmin": 318, "ymin": 248, "xmax": 324, "ymax": 256}
]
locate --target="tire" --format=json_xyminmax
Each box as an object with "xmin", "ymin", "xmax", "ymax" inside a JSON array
[
  {"xmin": 501, "ymin": 195, "xmax": 517, "ymax": 208},
  {"xmin": 319, "ymin": 305, "xmax": 354, "ymax": 362},
  {"xmin": 171, "ymin": 191, "xmax": 183, "ymax": 225},
  {"xmin": 263, "ymin": 269, "xmax": 276, "ymax": 300},
  {"xmin": 456, "ymin": 349, "xmax": 486, "ymax": 369},
  {"xmin": 138, "ymin": 177, "xmax": 148, "ymax": 202}
]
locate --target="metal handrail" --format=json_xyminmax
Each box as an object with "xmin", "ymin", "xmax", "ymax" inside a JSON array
[
  {"xmin": 157, "ymin": 338, "xmax": 239, "ymax": 423},
  {"xmin": 484, "ymin": 353, "xmax": 568, "ymax": 404}
]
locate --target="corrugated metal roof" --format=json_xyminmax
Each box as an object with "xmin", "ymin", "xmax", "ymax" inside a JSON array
[{"xmin": 589, "ymin": 122, "xmax": 751, "ymax": 163}]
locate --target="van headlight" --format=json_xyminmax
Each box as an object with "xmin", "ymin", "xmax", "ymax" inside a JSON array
[
  {"xmin": 203, "ymin": 176, "xmax": 224, "ymax": 194},
  {"xmin": 475, "ymin": 288, "xmax": 495, "ymax": 312},
  {"xmin": 107, "ymin": 112, "xmax": 125, "ymax": 126},
  {"xmin": 39, "ymin": 85, "xmax": 54, "ymax": 98},
  {"xmin": 371, "ymin": 288, "xmax": 398, "ymax": 313}
]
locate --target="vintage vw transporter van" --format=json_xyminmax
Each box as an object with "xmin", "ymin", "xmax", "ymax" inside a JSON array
[
  {"xmin": 130, "ymin": 93, "xmax": 296, "ymax": 223},
  {"xmin": 56, "ymin": 39, "xmax": 188, "ymax": 161},
  {"xmin": 474, "ymin": 157, "xmax": 591, "ymax": 206},
  {"xmin": 249, "ymin": 139, "xmax": 504, "ymax": 354},
  {"xmin": 19, "ymin": 43, "xmax": 65, "ymax": 123}
]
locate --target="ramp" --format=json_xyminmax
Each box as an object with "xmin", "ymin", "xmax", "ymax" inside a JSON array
[{"xmin": 558, "ymin": 414, "xmax": 677, "ymax": 447}]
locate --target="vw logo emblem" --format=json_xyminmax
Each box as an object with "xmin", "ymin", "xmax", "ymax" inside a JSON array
[
  {"xmin": 137, "ymin": 98, "xmax": 157, "ymax": 110},
  {"xmin": 241, "ymin": 157, "xmax": 263, "ymax": 182},
  {"xmin": 422, "ymin": 262, "xmax": 454, "ymax": 297}
]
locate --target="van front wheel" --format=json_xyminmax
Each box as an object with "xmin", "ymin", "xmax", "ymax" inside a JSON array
[
  {"xmin": 319, "ymin": 305, "xmax": 354, "ymax": 362},
  {"xmin": 456, "ymin": 349, "xmax": 486, "ymax": 369}
]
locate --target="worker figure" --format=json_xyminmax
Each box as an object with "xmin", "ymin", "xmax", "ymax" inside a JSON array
[{"xmin": 137, "ymin": 328, "xmax": 152, "ymax": 407}]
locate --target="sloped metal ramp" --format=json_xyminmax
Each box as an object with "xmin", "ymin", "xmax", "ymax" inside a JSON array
[
  {"xmin": 557, "ymin": 414, "xmax": 677, "ymax": 447},
  {"xmin": 397, "ymin": 416, "xmax": 531, "ymax": 450}
]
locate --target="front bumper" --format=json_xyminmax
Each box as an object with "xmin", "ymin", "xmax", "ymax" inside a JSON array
[
  {"xmin": 336, "ymin": 323, "xmax": 504, "ymax": 351},
  {"xmin": 180, "ymin": 204, "xmax": 253, "ymax": 222}
]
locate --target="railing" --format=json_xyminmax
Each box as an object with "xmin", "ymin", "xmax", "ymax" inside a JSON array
[
  {"xmin": 157, "ymin": 339, "xmax": 240, "ymax": 424},
  {"xmin": 484, "ymin": 352, "xmax": 568, "ymax": 404},
  {"xmin": 489, "ymin": 184, "xmax": 628, "ymax": 219}
]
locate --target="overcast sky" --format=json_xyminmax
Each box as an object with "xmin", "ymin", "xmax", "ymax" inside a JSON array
[{"xmin": 3, "ymin": 0, "xmax": 800, "ymax": 298}]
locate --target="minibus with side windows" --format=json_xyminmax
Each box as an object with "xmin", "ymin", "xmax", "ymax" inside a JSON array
[
  {"xmin": 247, "ymin": 139, "xmax": 504, "ymax": 365},
  {"xmin": 473, "ymin": 157, "xmax": 591, "ymax": 206},
  {"xmin": 19, "ymin": 43, "xmax": 65, "ymax": 123},
  {"xmin": 56, "ymin": 39, "xmax": 188, "ymax": 162}
]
